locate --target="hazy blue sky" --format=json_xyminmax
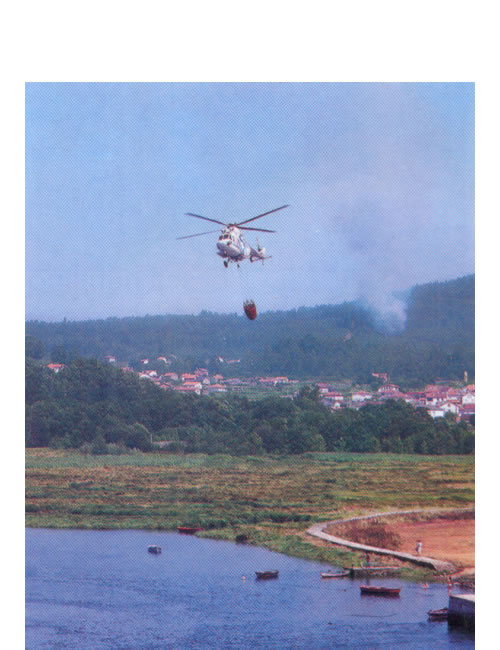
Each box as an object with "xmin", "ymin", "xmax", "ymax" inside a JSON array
[{"xmin": 25, "ymin": 82, "xmax": 474, "ymax": 322}]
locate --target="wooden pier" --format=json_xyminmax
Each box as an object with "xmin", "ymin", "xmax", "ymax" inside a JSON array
[
  {"xmin": 448, "ymin": 594, "xmax": 475, "ymax": 630},
  {"xmin": 347, "ymin": 566, "xmax": 401, "ymax": 577}
]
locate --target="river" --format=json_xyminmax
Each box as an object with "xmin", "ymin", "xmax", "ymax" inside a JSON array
[{"xmin": 26, "ymin": 529, "xmax": 474, "ymax": 648}]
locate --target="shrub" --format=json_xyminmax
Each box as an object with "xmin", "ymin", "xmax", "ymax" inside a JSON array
[
  {"xmin": 336, "ymin": 521, "xmax": 402, "ymax": 550},
  {"xmin": 91, "ymin": 435, "xmax": 108, "ymax": 455},
  {"xmin": 49, "ymin": 435, "xmax": 73, "ymax": 449},
  {"xmin": 106, "ymin": 442, "xmax": 131, "ymax": 455}
]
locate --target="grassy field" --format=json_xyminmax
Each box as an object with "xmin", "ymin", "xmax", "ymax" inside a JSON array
[{"xmin": 26, "ymin": 449, "xmax": 474, "ymax": 575}]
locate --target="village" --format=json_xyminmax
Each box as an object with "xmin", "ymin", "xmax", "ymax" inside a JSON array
[{"xmin": 47, "ymin": 357, "xmax": 475, "ymax": 424}]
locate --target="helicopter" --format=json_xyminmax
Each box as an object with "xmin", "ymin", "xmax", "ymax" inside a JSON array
[{"xmin": 177, "ymin": 205, "xmax": 289, "ymax": 267}]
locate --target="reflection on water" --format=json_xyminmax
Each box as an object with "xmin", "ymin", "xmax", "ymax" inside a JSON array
[{"xmin": 26, "ymin": 529, "xmax": 474, "ymax": 649}]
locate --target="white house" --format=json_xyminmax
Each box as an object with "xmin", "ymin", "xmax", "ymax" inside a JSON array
[
  {"xmin": 161, "ymin": 372, "xmax": 179, "ymax": 382},
  {"xmin": 324, "ymin": 392, "xmax": 345, "ymax": 402},
  {"xmin": 351, "ymin": 390, "xmax": 373, "ymax": 402},
  {"xmin": 205, "ymin": 383, "xmax": 227, "ymax": 394},
  {"xmin": 440, "ymin": 401, "xmax": 459, "ymax": 415},
  {"xmin": 427, "ymin": 406, "xmax": 445, "ymax": 418},
  {"xmin": 173, "ymin": 384, "xmax": 202, "ymax": 395},
  {"xmin": 47, "ymin": 363, "xmax": 65, "ymax": 373},
  {"xmin": 183, "ymin": 381, "xmax": 203, "ymax": 391},
  {"xmin": 377, "ymin": 383, "xmax": 401, "ymax": 395}
]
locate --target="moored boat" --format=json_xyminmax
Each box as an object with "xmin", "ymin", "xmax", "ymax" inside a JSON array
[
  {"xmin": 428, "ymin": 608, "xmax": 448, "ymax": 620},
  {"xmin": 360, "ymin": 585, "xmax": 400, "ymax": 596},
  {"xmin": 255, "ymin": 570, "xmax": 279, "ymax": 579},
  {"xmin": 147, "ymin": 545, "xmax": 162, "ymax": 554},
  {"xmin": 177, "ymin": 526, "xmax": 203, "ymax": 534}
]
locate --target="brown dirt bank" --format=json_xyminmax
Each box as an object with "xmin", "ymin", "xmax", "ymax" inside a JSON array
[
  {"xmin": 326, "ymin": 512, "xmax": 474, "ymax": 571},
  {"xmin": 386, "ymin": 518, "xmax": 475, "ymax": 570}
]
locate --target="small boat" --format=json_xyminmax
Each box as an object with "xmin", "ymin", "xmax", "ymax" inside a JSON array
[
  {"xmin": 255, "ymin": 570, "xmax": 279, "ymax": 580},
  {"xmin": 428, "ymin": 608, "xmax": 448, "ymax": 621},
  {"xmin": 147, "ymin": 545, "xmax": 162, "ymax": 554},
  {"xmin": 321, "ymin": 571, "xmax": 350, "ymax": 579},
  {"xmin": 177, "ymin": 526, "xmax": 203, "ymax": 534},
  {"xmin": 360, "ymin": 585, "xmax": 401, "ymax": 596}
]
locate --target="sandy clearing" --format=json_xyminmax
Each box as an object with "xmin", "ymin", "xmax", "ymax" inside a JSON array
[{"xmin": 387, "ymin": 518, "xmax": 475, "ymax": 569}]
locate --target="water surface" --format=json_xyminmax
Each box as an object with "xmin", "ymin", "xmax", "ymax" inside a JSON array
[{"xmin": 26, "ymin": 529, "xmax": 474, "ymax": 648}]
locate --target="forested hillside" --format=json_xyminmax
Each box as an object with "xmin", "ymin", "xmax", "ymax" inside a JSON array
[
  {"xmin": 26, "ymin": 275, "xmax": 474, "ymax": 385},
  {"xmin": 25, "ymin": 357, "xmax": 474, "ymax": 455}
]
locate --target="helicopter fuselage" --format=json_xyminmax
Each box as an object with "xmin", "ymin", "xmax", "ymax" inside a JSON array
[{"xmin": 216, "ymin": 227, "xmax": 250, "ymax": 262}]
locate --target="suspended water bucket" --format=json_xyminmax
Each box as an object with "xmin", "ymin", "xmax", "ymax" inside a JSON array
[{"xmin": 243, "ymin": 299, "xmax": 257, "ymax": 320}]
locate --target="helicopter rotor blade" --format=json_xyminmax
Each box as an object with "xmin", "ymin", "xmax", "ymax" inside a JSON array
[
  {"xmin": 238, "ymin": 226, "xmax": 276, "ymax": 233},
  {"xmin": 176, "ymin": 229, "xmax": 222, "ymax": 240},
  {"xmin": 236, "ymin": 204, "xmax": 289, "ymax": 226},
  {"xmin": 185, "ymin": 213, "xmax": 228, "ymax": 226}
]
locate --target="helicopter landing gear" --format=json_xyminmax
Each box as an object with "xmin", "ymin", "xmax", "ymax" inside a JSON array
[{"xmin": 223, "ymin": 260, "xmax": 229, "ymax": 268}]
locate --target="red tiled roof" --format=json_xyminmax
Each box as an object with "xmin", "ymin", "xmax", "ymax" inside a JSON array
[{"xmin": 174, "ymin": 385, "xmax": 200, "ymax": 393}]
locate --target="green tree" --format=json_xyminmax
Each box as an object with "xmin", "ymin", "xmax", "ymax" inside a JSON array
[
  {"xmin": 50, "ymin": 345, "xmax": 75, "ymax": 364},
  {"xmin": 125, "ymin": 423, "xmax": 152, "ymax": 451},
  {"xmin": 26, "ymin": 335, "xmax": 44, "ymax": 359},
  {"xmin": 91, "ymin": 433, "xmax": 108, "ymax": 455},
  {"xmin": 26, "ymin": 359, "xmax": 52, "ymax": 405}
]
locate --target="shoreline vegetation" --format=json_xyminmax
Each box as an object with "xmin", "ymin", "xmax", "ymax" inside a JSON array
[{"xmin": 26, "ymin": 449, "xmax": 474, "ymax": 581}]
